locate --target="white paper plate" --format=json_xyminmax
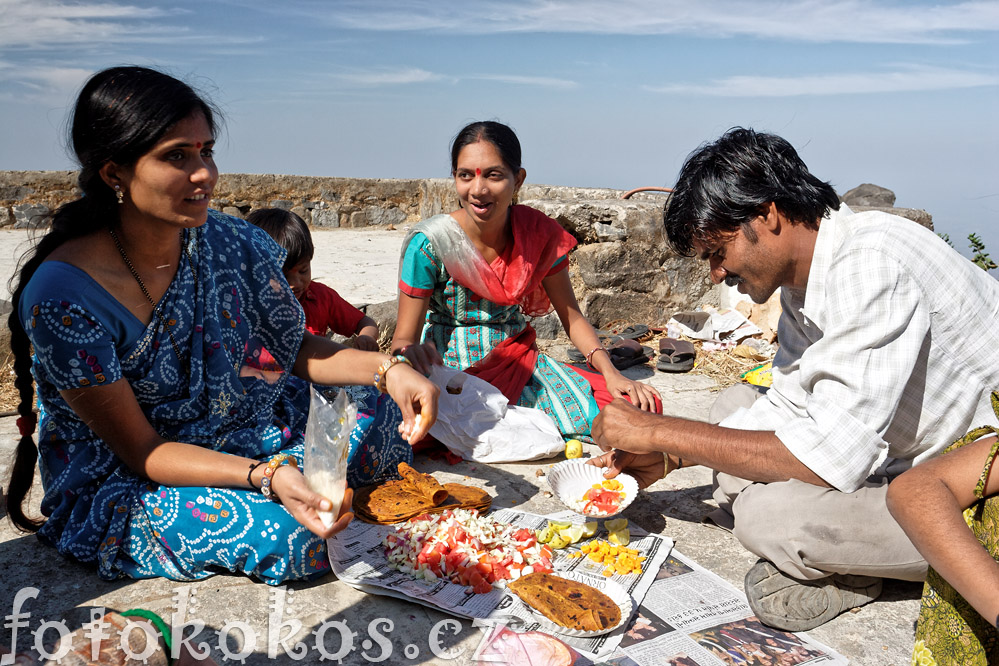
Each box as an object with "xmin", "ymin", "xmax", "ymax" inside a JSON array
[
  {"xmin": 512, "ymin": 570, "xmax": 634, "ymax": 638},
  {"xmin": 547, "ymin": 460, "xmax": 637, "ymax": 518}
]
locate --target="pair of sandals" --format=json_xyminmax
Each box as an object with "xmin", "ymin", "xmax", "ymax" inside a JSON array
[
  {"xmin": 568, "ymin": 325, "xmax": 696, "ymax": 373},
  {"xmin": 568, "ymin": 337, "xmax": 655, "ymax": 370}
]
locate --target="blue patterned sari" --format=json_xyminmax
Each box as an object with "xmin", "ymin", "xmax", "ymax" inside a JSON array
[{"xmin": 20, "ymin": 210, "xmax": 411, "ymax": 585}]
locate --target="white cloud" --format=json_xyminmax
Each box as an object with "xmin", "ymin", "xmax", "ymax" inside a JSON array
[
  {"xmin": 330, "ymin": 68, "xmax": 577, "ymax": 90},
  {"xmin": 0, "ymin": 0, "xmax": 176, "ymax": 48},
  {"xmin": 471, "ymin": 74, "xmax": 578, "ymax": 90},
  {"xmin": 323, "ymin": 0, "xmax": 999, "ymax": 44},
  {"xmin": 335, "ymin": 68, "xmax": 448, "ymax": 86},
  {"xmin": 643, "ymin": 64, "xmax": 999, "ymax": 97},
  {"xmin": 0, "ymin": 63, "xmax": 92, "ymax": 103}
]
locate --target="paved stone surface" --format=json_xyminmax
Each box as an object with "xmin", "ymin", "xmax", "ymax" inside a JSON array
[{"xmin": 0, "ymin": 228, "xmax": 920, "ymax": 664}]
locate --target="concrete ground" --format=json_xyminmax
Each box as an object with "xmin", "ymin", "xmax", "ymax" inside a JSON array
[{"xmin": 0, "ymin": 227, "xmax": 920, "ymax": 665}]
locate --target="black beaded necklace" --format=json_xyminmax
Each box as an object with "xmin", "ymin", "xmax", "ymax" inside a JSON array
[{"xmin": 109, "ymin": 227, "xmax": 197, "ymax": 372}]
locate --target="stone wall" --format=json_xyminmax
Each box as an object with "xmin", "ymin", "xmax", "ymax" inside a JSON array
[
  {"xmin": 0, "ymin": 171, "xmax": 933, "ymax": 327},
  {"xmin": 0, "ymin": 171, "xmax": 712, "ymax": 325}
]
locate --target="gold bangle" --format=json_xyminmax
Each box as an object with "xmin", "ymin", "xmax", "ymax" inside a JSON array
[{"xmin": 373, "ymin": 354, "xmax": 413, "ymax": 393}]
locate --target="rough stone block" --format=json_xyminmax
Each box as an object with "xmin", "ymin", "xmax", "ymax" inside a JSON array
[
  {"xmin": 0, "ymin": 185, "xmax": 35, "ymax": 200},
  {"xmin": 311, "ymin": 206, "xmax": 341, "ymax": 229},
  {"xmin": 531, "ymin": 311, "xmax": 563, "ymax": 339},
  {"xmin": 13, "ymin": 203, "xmax": 49, "ymax": 228},
  {"xmin": 573, "ymin": 242, "xmax": 667, "ymax": 292},
  {"xmin": 527, "ymin": 199, "xmax": 663, "ymax": 244},
  {"xmin": 347, "ymin": 206, "xmax": 406, "ymax": 228},
  {"xmin": 841, "ymin": 183, "xmax": 895, "ymax": 207},
  {"xmin": 418, "ymin": 179, "xmax": 457, "ymax": 220},
  {"xmin": 850, "ymin": 206, "xmax": 933, "ymax": 230},
  {"xmin": 0, "ymin": 207, "xmax": 12, "ymax": 228},
  {"xmin": 268, "ymin": 199, "xmax": 294, "ymax": 210}
]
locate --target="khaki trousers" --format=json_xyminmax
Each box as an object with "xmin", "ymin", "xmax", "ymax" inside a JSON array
[{"xmin": 706, "ymin": 385, "xmax": 927, "ymax": 582}]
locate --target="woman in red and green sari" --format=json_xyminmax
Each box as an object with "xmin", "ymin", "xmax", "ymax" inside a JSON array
[{"xmin": 393, "ymin": 121, "xmax": 660, "ymax": 442}]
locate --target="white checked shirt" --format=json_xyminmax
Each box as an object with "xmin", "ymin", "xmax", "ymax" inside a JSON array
[{"xmin": 721, "ymin": 204, "xmax": 999, "ymax": 492}]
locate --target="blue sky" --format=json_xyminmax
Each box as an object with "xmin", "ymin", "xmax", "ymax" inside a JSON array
[{"xmin": 2, "ymin": 0, "xmax": 997, "ymax": 262}]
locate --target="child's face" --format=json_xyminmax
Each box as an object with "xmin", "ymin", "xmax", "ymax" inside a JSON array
[{"xmin": 284, "ymin": 258, "xmax": 312, "ymax": 300}]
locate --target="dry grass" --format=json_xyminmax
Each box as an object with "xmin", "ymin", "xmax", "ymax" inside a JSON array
[{"xmin": 0, "ymin": 355, "xmax": 18, "ymax": 413}]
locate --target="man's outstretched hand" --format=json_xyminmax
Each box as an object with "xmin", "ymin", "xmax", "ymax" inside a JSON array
[
  {"xmin": 588, "ymin": 450, "xmax": 666, "ymax": 490},
  {"xmin": 592, "ymin": 398, "xmax": 665, "ymax": 455}
]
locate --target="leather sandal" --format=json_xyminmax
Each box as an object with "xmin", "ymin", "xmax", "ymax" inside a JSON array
[
  {"xmin": 605, "ymin": 339, "xmax": 655, "ymax": 370},
  {"xmin": 656, "ymin": 338, "xmax": 695, "ymax": 372}
]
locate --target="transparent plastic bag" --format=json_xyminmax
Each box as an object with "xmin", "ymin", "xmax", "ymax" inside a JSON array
[{"xmin": 303, "ymin": 387, "xmax": 357, "ymax": 527}]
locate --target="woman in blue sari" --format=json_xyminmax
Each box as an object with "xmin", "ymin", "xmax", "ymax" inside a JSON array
[{"xmin": 4, "ymin": 66, "xmax": 438, "ymax": 586}]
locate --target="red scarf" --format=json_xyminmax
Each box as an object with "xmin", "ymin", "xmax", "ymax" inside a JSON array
[{"xmin": 436, "ymin": 205, "xmax": 578, "ymax": 317}]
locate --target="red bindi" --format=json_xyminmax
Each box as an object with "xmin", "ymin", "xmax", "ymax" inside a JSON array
[
  {"xmin": 475, "ymin": 168, "xmax": 481, "ymax": 176},
  {"xmin": 196, "ymin": 142, "xmax": 202, "ymax": 148}
]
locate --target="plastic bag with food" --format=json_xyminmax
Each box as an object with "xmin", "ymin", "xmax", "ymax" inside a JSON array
[{"xmin": 303, "ymin": 387, "xmax": 357, "ymax": 527}]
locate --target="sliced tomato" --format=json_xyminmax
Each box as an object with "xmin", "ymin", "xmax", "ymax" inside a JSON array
[{"xmin": 513, "ymin": 528, "xmax": 535, "ymax": 543}]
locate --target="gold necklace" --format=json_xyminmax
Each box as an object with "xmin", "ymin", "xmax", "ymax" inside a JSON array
[{"xmin": 109, "ymin": 228, "xmax": 197, "ymax": 372}]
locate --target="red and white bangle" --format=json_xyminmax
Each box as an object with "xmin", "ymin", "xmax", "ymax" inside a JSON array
[
  {"xmin": 585, "ymin": 346, "xmax": 609, "ymax": 370},
  {"xmin": 373, "ymin": 354, "xmax": 413, "ymax": 393},
  {"xmin": 261, "ymin": 453, "xmax": 297, "ymax": 499}
]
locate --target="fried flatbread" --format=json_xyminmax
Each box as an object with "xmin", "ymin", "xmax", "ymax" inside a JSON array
[
  {"xmin": 352, "ymin": 463, "xmax": 492, "ymax": 524},
  {"xmin": 399, "ymin": 462, "xmax": 448, "ymax": 505},
  {"xmin": 509, "ymin": 572, "xmax": 621, "ymax": 633}
]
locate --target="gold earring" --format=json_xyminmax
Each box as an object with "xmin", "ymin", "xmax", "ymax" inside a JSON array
[{"xmin": 115, "ymin": 185, "xmax": 124, "ymax": 205}]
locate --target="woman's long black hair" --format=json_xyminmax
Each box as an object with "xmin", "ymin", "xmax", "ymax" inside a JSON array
[{"xmin": 5, "ymin": 66, "xmax": 218, "ymax": 532}]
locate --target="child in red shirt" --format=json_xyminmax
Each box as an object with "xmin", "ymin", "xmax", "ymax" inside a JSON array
[{"xmin": 248, "ymin": 208, "xmax": 380, "ymax": 351}]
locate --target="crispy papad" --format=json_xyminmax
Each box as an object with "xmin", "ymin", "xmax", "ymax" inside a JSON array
[
  {"xmin": 509, "ymin": 572, "xmax": 621, "ymax": 633},
  {"xmin": 352, "ymin": 463, "xmax": 492, "ymax": 524}
]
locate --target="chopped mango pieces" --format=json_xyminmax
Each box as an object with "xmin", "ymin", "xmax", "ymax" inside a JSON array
[{"xmin": 568, "ymin": 539, "xmax": 646, "ymax": 576}]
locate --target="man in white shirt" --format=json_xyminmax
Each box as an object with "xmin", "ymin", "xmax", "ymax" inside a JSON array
[{"xmin": 591, "ymin": 128, "xmax": 999, "ymax": 631}]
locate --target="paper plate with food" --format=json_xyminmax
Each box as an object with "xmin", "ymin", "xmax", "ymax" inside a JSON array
[
  {"xmin": 508, "ymin": 570, "xmax": 633, "ymax": 638},
  {"xmin": 547, "ymin": 460, "xmax": 637, "ymax": 517}
]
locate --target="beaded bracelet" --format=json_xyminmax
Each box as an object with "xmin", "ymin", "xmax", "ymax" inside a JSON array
[
  {"xmin": 261, "ymin": 453, "xmax": 297, "ymax": 499},
  {"xmin": 585, "ymin": 346, "xmax": 609, "ymax": 370},
  {"xmin": 373, "ymin": 354, "xmax": 413, "ymax": 393}
]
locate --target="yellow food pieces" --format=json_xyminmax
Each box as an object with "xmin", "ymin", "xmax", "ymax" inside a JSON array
[
  {"xmin": 568, "ymin": 539, "xmax": 646, "ymax": 576},
  {"xmin": 565, "ymin": 439, "xmax": 583, "ymax": 459}
]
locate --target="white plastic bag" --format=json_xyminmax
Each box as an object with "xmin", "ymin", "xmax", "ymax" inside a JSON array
[
  {"xmin": 303, "ymin": 387, "xmax": 356, "ymax": 527},
  {"xmin": 427, "ymin": 365, "xmax": 565, "ymax": 463}
]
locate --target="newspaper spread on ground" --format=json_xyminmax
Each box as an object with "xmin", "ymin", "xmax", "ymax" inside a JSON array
[
  {"xmin": 592, "ymin": 550, "xmax": 848, "ymax": 666},
  {"xmin": 327, "ymin": 508, "xmax": 673, "ymax": 660}
]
